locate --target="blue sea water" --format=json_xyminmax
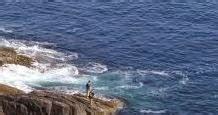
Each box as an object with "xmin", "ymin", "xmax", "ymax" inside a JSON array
[{"xmin": 0, "ymin": 1, "xmax": 218, "ymax": 115}]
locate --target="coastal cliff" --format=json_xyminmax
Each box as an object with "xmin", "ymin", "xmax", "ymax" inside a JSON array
[{"xmin": 0, "ymin": 47, "xmax": 123, "ymax": 115}]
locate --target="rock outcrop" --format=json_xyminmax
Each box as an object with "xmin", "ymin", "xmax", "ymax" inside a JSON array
[
  {"xmin": 0, "ymin": 84, "xmax": 24, "ymax": 95},
  {"xmin": 0, "ymin": 47, "xmax": 33, "ymax": 67},
  {"xmin": 0, "ymin": 84, "xmax": 123, "ymax": 115}
]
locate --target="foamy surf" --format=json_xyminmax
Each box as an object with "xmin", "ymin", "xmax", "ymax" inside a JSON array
[
  {"xmin": 0, "ymin": 38, "xmax": 96, "ymax": 92},
  {"xmin": 140, "ymin": 109, "xmax": 166, "ymax": 114},
  {"xmin": 115, "ymin": 82, "xmax": 144, "ymax": 90},
  {"xmin": 0, "ymin": 38, "xmax": 109, "ymax": 93},
  {"xmin": 0, "ymin": 27, "xmax": 13, "ymax": 33},
  {"xmin": 0, "ymin": 38, "xmax": 76, "ymax": 63},
  {"xmin": 0, "ymin": 64, "xmax": 81, "ymax": 93},
  {"xmin": 137, "ymin": 69, "xmax": 169, "ymax": 76},
  {"xmin": 80, "ymin": 62, "xmax": 108, "ymax": 74}
]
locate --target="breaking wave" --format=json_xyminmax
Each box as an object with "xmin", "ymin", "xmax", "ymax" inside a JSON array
[
  {"xmin": 0, "ymin": 38, "xmax": 77, "ymax": 63},
  {"xmin": 0, "ymin": 64, "xmax": 80, "ymax": 92},
  {"xmin": 0, "ymin": 38, "xmax": 106, "ymax": 92}
]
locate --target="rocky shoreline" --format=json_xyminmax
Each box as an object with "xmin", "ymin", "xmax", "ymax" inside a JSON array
[
  {"xmin": 0, "ymin": 47, "xmax": 124, "ymax": 115},
  {"xmin": 0, "ymin": 84, "xmax": 123, "ymax": 115}
]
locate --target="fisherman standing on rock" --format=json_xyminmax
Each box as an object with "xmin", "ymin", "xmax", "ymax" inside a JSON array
[
  {"xmin": 86, "ymin": 80, "xmax": 95, "ymax": 105},
  {"xmin": 86, "ymin": 80, "xmax": 92, "ymax": 98}
]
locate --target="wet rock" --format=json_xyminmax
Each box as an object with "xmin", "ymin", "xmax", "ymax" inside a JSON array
[
  {"xmin": 0, "ymin": 47, "xmax": 33, "ymax": 67},
  {"xmin": 0, "ymin": 84, "xmax": 24, "ymax": 95}
]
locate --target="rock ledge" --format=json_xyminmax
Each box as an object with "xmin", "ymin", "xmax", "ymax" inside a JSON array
[{"xmin": 0, "ymin": 85, "xmax": 123, "ymax": 115}]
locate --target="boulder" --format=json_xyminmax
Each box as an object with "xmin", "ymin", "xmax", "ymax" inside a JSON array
[{"xmin": 0, "ymin": 47, "xmax": 33, "ymax": 67}]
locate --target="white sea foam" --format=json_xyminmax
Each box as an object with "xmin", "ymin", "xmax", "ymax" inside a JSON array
[
  {"xmin": 0, "ymin": 38, "xmax": 108, "ymax": 93},
  {"xmin": 81, "ymin": 62, "xmax": 108, "ymax": 74},
  {"xmin": 137, "ymin": 69, "xmax": 169, "ymax": 76},
  {"xmin": 179, "ymin": 76, "xmax": 189, "ymax": 85},
  {"xmin": 0, "ymin": 27, "xmax": 13, "ymax": 33},
  {"xmin": 148, "ymin": 87, "xmax": 168, "ymax": 97},
  {"xmin": 149, "ymin": 70, "xmax": 169, "ymax": 76},
  {"xmin": 0, "ymin": 38, "xmax": 87, "ymax": 93},
  {"xmin": 173, "ymin": 71, "xmax": 189, "ymax": 85},
  {"xmin": 140, "ymin": 109, "xmax": 166, "ymax": 114},
  {"xmin": 0, "ymin": 38, "xmax": 78, "ymax": 64},
  {"xmin": 0, "ymin": 38, "xmax": 80, "ymax": 68},
  {"xmin": 94, "ymin": 86, "xmax": 109, "ymax": 90},
  {"xmin": 64, "ymin": 53, "xmax": 78, "ymax": 61},
  {"xmin": 0, "ymin": 64, "xmax": 82, "ymax": 93},
  {"xmin": 115, "ymin": 82, "xmax": 143, "ymax": 89}
]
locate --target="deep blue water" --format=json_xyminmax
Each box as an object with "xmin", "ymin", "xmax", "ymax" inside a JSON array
[{"xmin": 0, "ymin": 1, "xmax": 218, "ymax": 115}]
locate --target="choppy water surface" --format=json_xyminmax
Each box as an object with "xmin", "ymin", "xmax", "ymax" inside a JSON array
[{"xmin": 0, "ymin": 1, "xmax": 218, "ymax": 115}]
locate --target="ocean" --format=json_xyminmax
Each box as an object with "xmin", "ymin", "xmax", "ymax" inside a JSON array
[{"xmin": 0, "ymin": 1, "xmax": 218, "ymax": 115}]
